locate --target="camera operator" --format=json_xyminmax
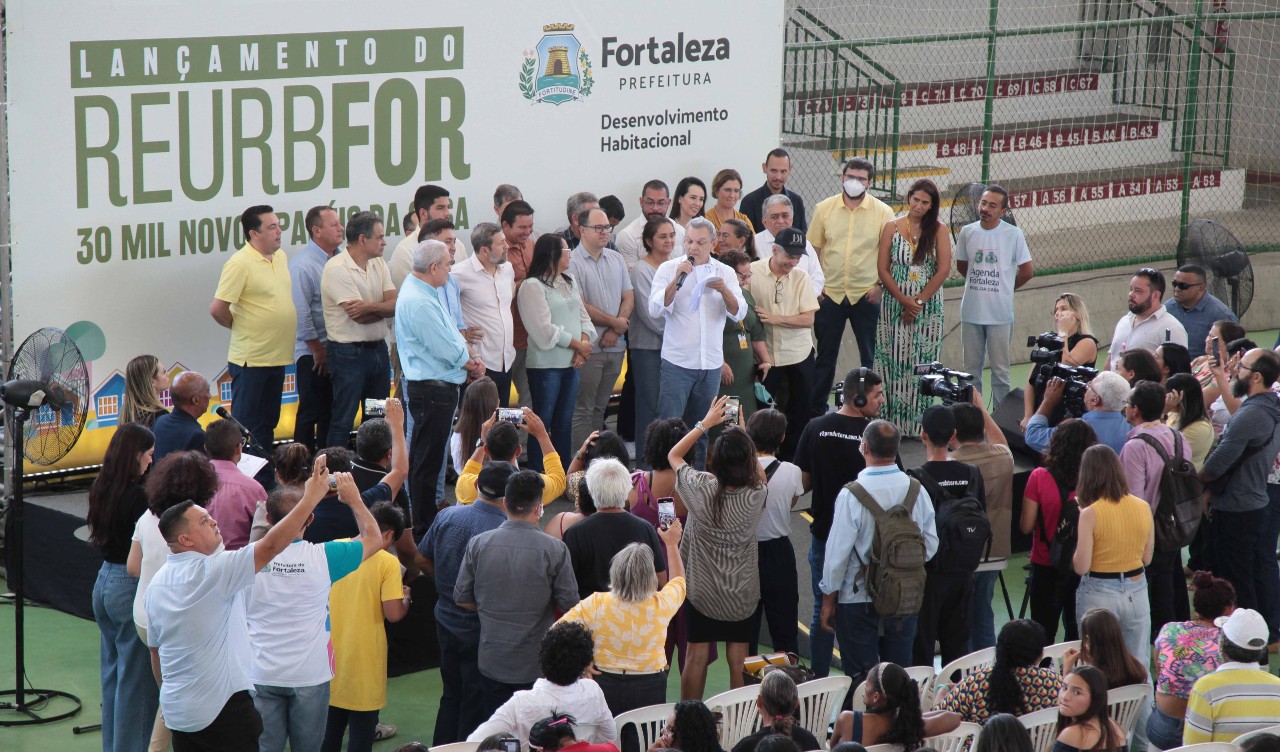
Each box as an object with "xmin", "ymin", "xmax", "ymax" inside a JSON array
[
  {"xmin": 1024, "ymin": 371, "xmax": 1131, "ymax": 455},
  {"xmin": 1021, "ymin": 293, "xmax": 1099, "ymax": 430}
]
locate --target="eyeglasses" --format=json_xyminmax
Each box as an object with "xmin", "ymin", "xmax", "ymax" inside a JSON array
[
  {"xmin": 775, "ymin": 278, "xmax": 785, "ymax": 304},
  {"xmin": 1171, "ymin": 281, "xmax": 1205, "ymax": 290},
  {"xmin": 641, "ymin": 199, "xmax": 670, "ymax": 209},
  {"xmin": 583, "ymin": 224, "xmax": 612, "ymax": 233},
  {"xmin": 1238, "ymin": 363, "xmax": 1257, "ymax": 374}
]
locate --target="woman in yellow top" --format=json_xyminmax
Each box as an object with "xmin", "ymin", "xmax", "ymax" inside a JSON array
[
  {"xmin": 705, "ymin": 169, "xmax": 754, "ymax": 234},
  {"xmin": 559, "ymin": 518, "xmax": 686, "ymax": 716},
  {"xmin": 1163, "ymin": 373, "xmax": 1215, "ymax": 470},
  {"xmin": 1072, "ymin": 444, "xmax": 1155, "ymax": 670}
]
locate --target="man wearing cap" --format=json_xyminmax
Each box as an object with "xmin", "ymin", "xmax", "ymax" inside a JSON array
[
  {"xmin": 753, "ymin": 195, "xmax": 824, "ymax": 298},
  {"xmin": 749, "ymin": 228, "xmax": 819, "ymax": 460},
  {"xmin": 1183, "ymin": 608, "xmax": 1280, "ymax": 744},
  {"xmin": 417, "ymin": 461, "xmax": 513, "ymax": 744},
  {"xmin": 909, "ymin": 405, "xmax": 986, "ymax": 667},
  {"xmin": 453, "ymin": 410, "xmax": 567, "ymax": 506}
]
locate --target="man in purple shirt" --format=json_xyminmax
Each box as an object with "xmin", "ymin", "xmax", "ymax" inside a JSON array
[
  {"xmin": 1118, "ymin": 379, "xmax": 1187, "ymax": 638},
  {"xmin": 204, "ymin": 419, "xmax": 267, "ymax": 550}
]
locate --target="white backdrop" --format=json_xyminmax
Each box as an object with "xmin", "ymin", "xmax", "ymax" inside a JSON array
[{"xmin": 5, "ymin": 0, "xmax": 785, "ymax": 468}]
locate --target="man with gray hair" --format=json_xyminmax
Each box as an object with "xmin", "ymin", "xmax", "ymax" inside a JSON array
[
  {"xmin": 819, "ymin": 418, "xmax": 938, "ymax": 685},
  {"xmin": 452, "ymin": 221, "xmax": 517, "ymax": 403},
  {"xmin": 396, "ymin": 239, "xmax": 486, "ymax": 537},
  {"xmin": 558, "ymin": 191, "xmax": 617, "ymax": 251},
  {"xmin": 494, "ymin": 184, "xmax": 523, "ymax": 219},
  {"xmin": 321, "ymin": 210, "xmax": 397, "ymax": 448},
  {"xmin": 564, "ymin": 457, "xmax": 666, "ymax": 598},
  {"xmin": 754, "ymin": 193, "xmax": 824, "ymax": 297},
  {"xmin": 1024, "ymin": 370, "xmax": 1131, "ymax": 454},
  {"xmin": 649, "ymin": 217, "xmax": 747, "ymax": 466}
]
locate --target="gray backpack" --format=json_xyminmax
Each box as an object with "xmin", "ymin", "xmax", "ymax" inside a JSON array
[{"xmin": 845, "ymin": 479, "xmax": 928, "ymax": 629}]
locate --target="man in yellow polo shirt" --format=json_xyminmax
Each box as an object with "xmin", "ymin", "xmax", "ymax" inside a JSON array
[
  {"xmin": 749, "ymin": 228, "xmax": 819, "ymax": 460},
  {"xmin": 210, "ymin": 205, "xmax": 295, "ymax": 481},
  {"xmin": 806, "ymin": 157, "xmax": 895, "ymax": 416}
]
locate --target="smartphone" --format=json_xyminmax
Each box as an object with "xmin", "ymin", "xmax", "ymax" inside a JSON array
[
  {"xmin": 500, "ymin": 738, "xmax": 521, "ymax": 752},
  {"xmin": 363, "ymin": 398, "xmax": 386, "ymax": 418},
  {"xmin": 497, "ymin": 407, "xmax": 524, "ymax": 425},
  {"xmin": 1210, "ymin": 336, "xmax": 1221, "ymax": 367},
  {"xmin": 724, "ymin": 396, "xmax": 741, "ymax": 424},
  {"xmin": 657, "ymin": 497, "xmax": 676, "ymax": 528},
  {"xmin": 328, "ymin": 475, "xmax": 339, "ymax": 490}
]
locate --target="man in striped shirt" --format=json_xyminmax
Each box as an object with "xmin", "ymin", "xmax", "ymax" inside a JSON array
[{"xmin": 1184, "ymin": 608, "xmax": 1280, "ymax": 744}]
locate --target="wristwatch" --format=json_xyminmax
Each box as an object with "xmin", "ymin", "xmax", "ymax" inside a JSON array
[
  {"xmin": 474, "ymin": 438, "xmax": 486, "ymax": 448},
  {"xmin": 694, "ymin": 421, "xmax": 707, "ymax": 434},
  {"xmin": 914, "ymin": 298, "xmax": 923, "ymax": 306}
]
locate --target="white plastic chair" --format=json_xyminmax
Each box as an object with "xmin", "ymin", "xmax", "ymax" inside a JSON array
[
  {"xmin": 1106, "ymin": 683, "xmax": 1151, "ymax": 738},
  {"xmin": 1019, "ymin": 706, "xmax": 1061, "ymax": 752},
  {"xmin": 430, "ymin": 744, "xmax": 480, "ymax": 752},
  {"xmin": 1234, "ymin": 723, "xmax": 1280, "ymax": 747},
  {"xmin": 933, "ymin": 647, "xmax": 997, "ymax": 707},
  {"xmin": 1161, "ymin": 744, "xmax": 1241, "ymax": 752},
  {"xmin": 924, "ymin": 722, "xmax": 983, "ymax": 752},
  {"xmin": 851, "ymin": 679, "xmax": 869, "ymax": 711},
  {"xmin": 1039, "ymin": 640, "xmax": 1081, "ymax": 674},
  {"xmin": 613, "ymin": 703, "xmax": 674, "ymax": 752},
  {"xmin": 863, "ymin": 745, "xmax": 903, "ymax": 752},
  {"xmin": 705, "ymin": 684, "xmax": 764, "ymax": 750},
  {"xmin": 795, "ymin": 675, "xmax": 852, "ymax": 747},
  {"xmin": 906, "ymin": 665, "xmax": 937, "ymax": 709}
]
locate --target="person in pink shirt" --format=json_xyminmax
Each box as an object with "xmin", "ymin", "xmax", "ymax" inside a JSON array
[{"xmin": 205, "ymin": 419, "xmax": 268, "ymax": 550}]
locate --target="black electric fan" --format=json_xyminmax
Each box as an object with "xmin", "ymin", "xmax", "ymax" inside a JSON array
[
  {"xmin": 949, "ymin": 182, "xmax": 1018, "ymax": 243},
  {"xmin": 1180, "ymin": 218, "xmax": 1254, "ymax": 319},
  {"xmin": 1, "ymin": 327, "xmax": 89, "ymax": 726}
]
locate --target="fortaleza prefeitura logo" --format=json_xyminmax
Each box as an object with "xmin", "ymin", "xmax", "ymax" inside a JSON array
[{"xmin": 520, "ymin": 23, "xmax": 594, "ymax": 105}]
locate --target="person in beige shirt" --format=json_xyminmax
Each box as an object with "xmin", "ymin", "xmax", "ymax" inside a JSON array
[
  {"xmin": 748, "ymin": 228, "xmax": 819, "ymax": 460},
  {"xmin": 321, "ymin": 210, "xmax": 397, "ymax": 448},
  {"xmin": 451, "ymin": 222, "xmax": 517, "ymax": 405}
]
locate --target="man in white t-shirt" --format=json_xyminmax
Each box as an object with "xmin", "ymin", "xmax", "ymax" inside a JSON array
[
  {"xmin": 145, "ymin": 458, "xmax": 332, "ymax": 751},
  {"xmin": 1108, "ymin": 267, "xmax": 1188, "ymax": 370},
  {"xmin": 746, "ymin": 408, "xmax": 805, "ymax": 656},
  {"xmin": 246, "ymin": 474, "xmax": 385, "ymax": 752},
  {"xmin": 954, "ymin": 185, "xmax": 1034, "ymax": 406}
]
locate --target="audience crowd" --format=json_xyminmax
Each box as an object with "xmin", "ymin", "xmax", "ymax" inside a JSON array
[{"xmin": 82, "ymin": 151, "xmax": 1280, "ymax": 752}]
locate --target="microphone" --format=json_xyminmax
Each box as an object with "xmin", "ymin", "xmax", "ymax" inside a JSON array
[
  {"xmin": 676, "ymin": 271, "xmax": 688, "ymax": 289},
  {"xmin": 215, "ymin": 406, "xmax": 252, "ymax": 438}
]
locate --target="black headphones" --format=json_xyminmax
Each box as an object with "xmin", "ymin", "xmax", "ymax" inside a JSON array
[{"xmin": 851, "ymin": 367, "xmax": 869, "ymax": 408}]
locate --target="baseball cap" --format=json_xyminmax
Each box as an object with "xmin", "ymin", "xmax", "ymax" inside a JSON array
[
  {"xmin": 920, "ymin": 405, "xmax": 956, "ymax": 437},
  {"xmin": 774, "ymin": 227, "xmax": 807, "ymax": 257},
  {"xmin": 476, "ymin": 461, "xmax": 518, "ymax": 500},
  {"xmin": 1215, "ymin": 608, "xmax": 1269, "ymax": 651}
]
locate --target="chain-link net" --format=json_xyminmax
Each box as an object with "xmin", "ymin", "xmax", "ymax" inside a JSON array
[{"xmin": 781, "ymin": 0, "xmax": 1280, "ymax": 275}]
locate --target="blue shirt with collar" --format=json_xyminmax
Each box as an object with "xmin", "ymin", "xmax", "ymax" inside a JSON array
[
  {"xmin": 418, "ymin": 500, "xmax": 508, "ymax": 635},
  {"xmin": 1164, "ymin": 295, "xmax": 1237, "ymax": 359},
  {"xmin": 444, "ymin": 275, "xmax": 467, "ymax": 331},
  {"xmin": 153, "ymin": 409, "xmax": 206, "ymax": 461},
  {"xmin": 1025, "ymin": 410, "xmax": 1129, "ymax": 455},
  {"xmin": 289, "ymin": 239, "xmax": 333, "ymax": 361},
  {"xmin": 395, "ymin": 274, "xmax": 471, "ymax": 383}
]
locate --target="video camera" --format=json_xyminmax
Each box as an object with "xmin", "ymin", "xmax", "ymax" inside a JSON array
[
  {"xmin": 1028, "ymin": 332, "xmax": 1065, "ymax": 365},
  {"xmin": 1033, "ymin": 363, "xmax": 1100, "ymax": 419},
  {"xmin": 914, "ymin": 362, "xmax": 975, "ymax": 406}
]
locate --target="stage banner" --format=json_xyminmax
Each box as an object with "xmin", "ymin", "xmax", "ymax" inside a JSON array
[{"xmin": 5, "ymin": 0, "xmax": 785, "ymax": 470}]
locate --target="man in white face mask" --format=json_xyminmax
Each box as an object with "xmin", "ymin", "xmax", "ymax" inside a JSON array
[{"xmin": 806, "ymin": 158, "xmax": 897, "ymax": 417}]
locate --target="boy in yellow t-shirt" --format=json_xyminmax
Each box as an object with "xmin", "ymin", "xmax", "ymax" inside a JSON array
[{"xmin": 324, "ymin": 502, "xmax": 411, "ymax": 751}]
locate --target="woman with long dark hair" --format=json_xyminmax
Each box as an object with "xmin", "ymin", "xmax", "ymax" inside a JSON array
[
  {"xmin": 1163, "ymin": 373, "xmax": 1214, "ymax": 469},
  {"xmin": 716, "ymin": 249, "xmax": 770, "ymax": 422},
  {"xmin": 670, "ymin": 177, "xmax": 708, "ymax": 229},
  {"xmin": 831, "ymin": 662, "xmax": 960, "ymax": 750},
  {"xmin": 716, "ymin": 218, "xmax": 757, "ymax": 260},
  {"xmin": 630, "ymin": 217, "xmax": 679, "ymax": 461},
  {"xmin": 528, "ymin": 711, "xmax": 619, "ymax": 752},
  {"xmin": 1072, "ymin": 445, "xmax": 1155, "ymax": 668},
  {"xmin": 937, "ymin": 619, "xmax": 1062, "ymax": 723},
  {"xmin": 1116, "ymin": 349, "xmax": 1161, "ymax": 386},
  {"xmin": 874, "ymin": 179, "xmax": 952, "ymax": 436},
  {"xmin": 668, "ymin": 395, "xmax": 768, "ymax": 700},
  {"xmin": 1155, "ymin": 342, "xmax": 1192, "ymax": 383},
  {"xmin": 731, "ymin": 670, "xmax": 819, "ymax": 752},
  {"xmin": 1054, "ymin": 666, "xmax": 1127, "ymax": 752},
  {"xmin": 89, "ymin": 422, "xmax": 158, "ymax": 752},
  {"xmin": 516, "ymin": 232, "xmax": 596, "ymax": 470},
  {"xmin": 451, "ymin": 376, "xmax": 499, "ymax": 477},
  {"xmin": 1021, "ymin": 419, "xmax": 1097, "ymax": 641},
  {"xmin": 649, "ymin": 700, "xmax": 725, "ymax": 752},
  {"xmin": 973, "ymin": 714, "xmax": 1034, "ymax": 752},
  {"xmin": 1063, "ymin": 608, "xmax": 1148, "ymax": 687}
]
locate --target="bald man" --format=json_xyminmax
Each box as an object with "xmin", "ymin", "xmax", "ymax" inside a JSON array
[{"xmin": 153, "ymin": 371, "xmax": 212, "ymax": 461}]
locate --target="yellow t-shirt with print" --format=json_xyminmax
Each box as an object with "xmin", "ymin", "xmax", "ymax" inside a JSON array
[{"xmin": 559, "ymin": 576, "xmax": 686, "ymax": 673}]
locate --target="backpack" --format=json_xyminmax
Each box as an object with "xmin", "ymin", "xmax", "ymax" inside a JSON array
[
  {"xmin": 1038, "ymin": 478, "xmax": 1079, "ymax": 575},
  {"xmin": 845, "ymin": 479, "xmax": 928, "ymax": 628},
  {"xmin": 908, "ymin": 465, "xmax": 992, "ymax": 573},
  {"xmin": 1132, "ymin": 431, "xmax": 1204, "ymax": 551}
]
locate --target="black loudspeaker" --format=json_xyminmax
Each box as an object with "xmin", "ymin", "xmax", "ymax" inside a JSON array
[{"xmin": 990, "ymin": 387, "xmax": 1039, "ymax": 460}]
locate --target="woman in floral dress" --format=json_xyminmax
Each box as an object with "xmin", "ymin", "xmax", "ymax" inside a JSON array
[{"xmin": 874, "ymin": 179, "xmax": 952, "ymax": 436}]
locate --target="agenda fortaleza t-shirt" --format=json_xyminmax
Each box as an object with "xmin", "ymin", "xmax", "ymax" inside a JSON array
[{"xmin": 955, "ymin": 221, "xmax": 1032, "ymax": 325}]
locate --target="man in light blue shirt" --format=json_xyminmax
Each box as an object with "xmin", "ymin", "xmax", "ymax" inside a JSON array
[
  {"xmin": 1024, "ymin": 370, "xmax": 1131, "ymax": 455},
  {"xmin": 396, "ymin": 240, "xmax": 485, "ymax": 539},
  {"xmin": 819, "ymin": 420, "xmax": 938, "ymax": 685},
  {"xmin": 289, "ymin": 206, "xmax": 343, "ymax": 452},
  {"xmin": 1165, "ymin": 263, "xmax": 1238, "ymax": 359}
]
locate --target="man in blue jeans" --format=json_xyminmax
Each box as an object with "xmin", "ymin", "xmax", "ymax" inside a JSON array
[
  {"xmin": 648, "ymin": 217, "xmax": 746, "ymax": 467},
  {"xmin": 322, "ymin": 210, "xmax": 397, "ymax": 449},
  {"xmin": 819, "ymin": 419, "xmax": 937, "ymax": 686}
]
